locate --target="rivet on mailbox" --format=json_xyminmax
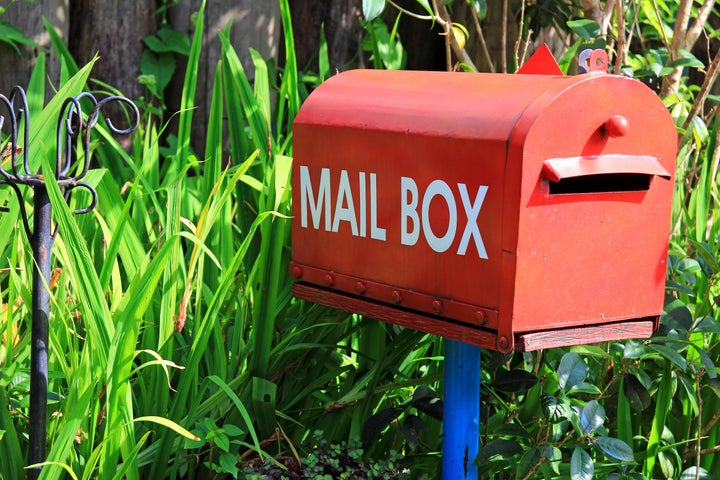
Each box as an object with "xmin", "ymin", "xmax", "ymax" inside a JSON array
[{"xmin": 290, "ymin": 59, "xmax": 676, "ymax": 353}]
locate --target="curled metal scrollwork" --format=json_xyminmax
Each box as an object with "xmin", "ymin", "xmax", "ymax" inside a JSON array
[{"xmin": 0, "ymin": 86, "xmax": 140, "ymax": 237}]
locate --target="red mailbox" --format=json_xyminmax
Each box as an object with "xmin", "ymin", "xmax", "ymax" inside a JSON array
[{"xmin": 289, "ymin": 68, "xmax": 676, "ymax": 353}]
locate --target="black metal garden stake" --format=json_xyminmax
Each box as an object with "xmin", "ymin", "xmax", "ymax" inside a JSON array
[{"xmin": 0, "ymin": 87, "xmax": 138, "ymax": 480}]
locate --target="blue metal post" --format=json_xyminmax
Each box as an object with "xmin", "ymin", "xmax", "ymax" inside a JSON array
[{"xmin": 442, "ymin": 339, "xmax": 481, "ymax": 480}]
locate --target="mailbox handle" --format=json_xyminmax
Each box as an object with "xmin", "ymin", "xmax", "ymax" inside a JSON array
[{"xmin": 542, "ymin": 154, "xmax": 671, "ymax": 183}]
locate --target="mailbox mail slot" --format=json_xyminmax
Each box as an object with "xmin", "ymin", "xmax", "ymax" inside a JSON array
[{"xmin": 290, "ymin": 69, "xmax": 676, "ymax": 353}]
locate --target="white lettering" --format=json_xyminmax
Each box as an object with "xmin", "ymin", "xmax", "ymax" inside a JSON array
[
  {"xmin": 332, "ymin": 170, "xmax": 359, "ymax": 235},
  {"xmin": 300, "ymin": 166, "xmax": 331, "ymax": 230},
  {"xmin": 370, "ymin": 173, "xmax": 386, "ymax": 241},
  {"xmin": 422, "ymin": 180, "xmax": 457, "ymax": 253},
  {"xmin": 401, "ymin": 177, "xmax": 420, "ymax": 246},
  {"xmin": 457, "ymin": 184, "xmax": 488, "ymax": 259},
  {"xmin": 359, "ymin": 172, "xmax": 367, "ymax": 237}
]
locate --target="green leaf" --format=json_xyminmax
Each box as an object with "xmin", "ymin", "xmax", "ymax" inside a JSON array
[
  {"xmin": 401, "ymin": 414, "xmax": 426, "ymax": 451},
  {"xmin": 362, "ymin": 407, "xmax": 403, "ymax": 444},
  {"xmin": 663, "ymin": 299, "xmax": 693, "ymax": 332},
  {"xmin": 140, "ymin": 50, "xmax": 176, "ymax": 97},
  {"xmin": 251, "ymin": 377, "xmax": 278, "ymax": 439},
  {"xmin": 518, "ymin": 447, "xmax": 544, "ymax": 478},
  {"xmin": 668, "ymin": 49, "xmax": 704, "ymax": 69},
  {"xmin": 218, "ymin": 452, "xmax": 240, "ymax": 476},
  {"xmin": 571, "ymin": 448, "xmax": 594, "ymax": 480},
  {"xmin": 134, "ymin": 416, "xmax": 199, "ymax": 441},
  {"xmin": 492, "ymin": 369, "xmax": 538, "ymax": 394},
  {"xmin": 474, "ymin": 439, "xmax": 523, "ymax": 467},
  {"xmin": 623, "ymin": 374, "xmax": 651, "ymax": 411},
  {"xmin": 648, "ymin": 344, "xmax": 688, "ymax": 371},
  {"xmin": 542, "ymin": 395, "xmax": 569, "ymax": 423},
  {"xmin": 411, "ymin": 387, "xmax": 443, "ymax": 420},
  {"xmin": 568, "ymin": 382, "xmax": 602, "ymax": 396},
  {"xmin": 363, "ymin": 0, "xmax": 385, "ymax": 21},
  {"xmin": 680, "ymin": 467, "xmax": 713, "ymax": 479},
  {"xmin": 467, "ymin": 0, "xmax": 487, "ymax": 20},
  {"xmin": 211, "ymin": 432, "xmax": 231, "ymax": 453},
  {"xmin": 593, "ymin": 436, "xmax": 635, "ymax": 462},
  {"xmin": 580, "ymin": 400, "xmax": 605, "ymax": 435},
  {"xmin": 223, "ymin": 424, "xmax": 245, "ymax": 437},
  {"xmin": 415, "ymin": 0, "xmax": 434, "ymax": 16},
  {"xmin": 0, "ymin": 20, "xmax": 41, "ymax": 53},
  {"xmin": 571, "ymin": 345, "xmax": 612, "ymax": 359},
  {"xmin": 567, "ymin": 19, "xmax": 601, "ymax": 41},
  {"xmin": 143, "ymin": 26, "xmax": 191, "ymax": 55},
  {"xmin": 558, "ymin": 352, "xmax": 589, "ymax": 391}
]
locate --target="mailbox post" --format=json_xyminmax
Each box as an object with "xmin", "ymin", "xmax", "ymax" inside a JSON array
[{"xmin": 290, "ymin": 52, "xmax": 676, "ymax": 478}]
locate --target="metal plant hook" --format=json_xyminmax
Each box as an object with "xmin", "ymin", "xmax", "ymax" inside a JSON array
[{"xmin": 0, "ymin": 86, "xmax": 140, "ymax": 480}]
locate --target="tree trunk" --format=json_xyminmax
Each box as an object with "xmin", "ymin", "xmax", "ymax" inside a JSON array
[
  {"xmin": 290, "ymin": 0, "xmax": 363, "ymax": 72},
  {"xmin": 68, "ymin": 0, "xmax": 157, "ymax": 100},
  {"xmin": 0, "ymin": 0, "xmax": 69, "ymax": 97},
  {"xmin": 168, "ymin": 0, "xmax": 281, "ymax": 152}
]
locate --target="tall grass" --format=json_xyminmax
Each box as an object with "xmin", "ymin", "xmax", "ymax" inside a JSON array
[
  {"xmin": 4, "ymin": 0, "xmax": 718, "ymax": 479},
  {"xmin": 0, "ymin": 1, "xmax": 443, "ymax": 479}
]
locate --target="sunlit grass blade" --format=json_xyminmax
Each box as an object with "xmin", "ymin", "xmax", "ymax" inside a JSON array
[
  {"xmin": 643, "ymin": 360, "xmax": 674, "ymax": 477},
  {"xmin": 0, "ymin": 384, "xmax": 24, "ymax": 480}
]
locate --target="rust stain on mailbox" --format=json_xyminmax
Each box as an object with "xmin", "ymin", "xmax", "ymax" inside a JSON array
[{"xmin": 289, "ymin": 69, "xmax": 677, "ymax": 353}]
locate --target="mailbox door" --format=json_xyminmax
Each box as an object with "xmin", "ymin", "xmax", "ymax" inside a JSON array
[{"xmin": 505, "ymin": 74, "xmax": 676, "ymax": 334}]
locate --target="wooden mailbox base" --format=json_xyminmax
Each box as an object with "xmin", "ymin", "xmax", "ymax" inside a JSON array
[{"xmin": 292, "ymin": 283, "xmax": 657, "ymax": 352}]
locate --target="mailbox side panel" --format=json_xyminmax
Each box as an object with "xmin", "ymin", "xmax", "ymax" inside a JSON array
[
  {"xmin": 509, "ymin": 75, "xmax": 676, "ymax": 334},
  {"xmin": 292, "ymin": 125, "xmax": 505, "ymax": 322},
  {"xmin": 291, "ymin": 70, "xmax": 563, "ymax": 329}
]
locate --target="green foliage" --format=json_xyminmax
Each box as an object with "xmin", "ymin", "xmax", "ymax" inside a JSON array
[
  {"xmin": 0, "ymin": 0, "xmax": 719, "ymax": 479},
  {"xmin": 362, "ymin": 386, "xmax": 442, "ymax": 452},
  {"xmin": 241, "ymin": 430, "xmax": 425, "ymax": 479}
]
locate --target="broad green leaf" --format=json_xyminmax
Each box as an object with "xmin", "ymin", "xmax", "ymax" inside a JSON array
[
  {"xmin": 567, "ymin": 19, "xmax": 601, "ymax": 41},
  {"xmin": 401, "ymin": 414, "xmax": 426, "ymax": 451},
  {"xmin": 648, "ymin": 344, "xmax": 688, "ymax": 371},
  {"xmin": 580, "ymin": 400, "xmax": 605, "ymax": 435},
  {"xmin": 140, "ymin": 50, "xmax": 176, "ymax": 96},
  {"xmin": 680, "ymin": 466, "xmax": 713, "ymax": 479},
  {"xmin": 251, "ymin": 377, "xmax": 278, "ymax": 439},
  {"xmin": 663, "ymin": 299, "xmax": 693, "ymax": 332},
  {"xmin": 544, "ymin": 446, "xmax": 562, "ymax": 475},
  {"xmin": 558, "ymin": 352, "xmax": 589, "ymax": 391},
  {"xmin": 492, "ymin": 369, "xmax": 538, "ymax": 394},
  {"xmin": 668, "ymin": 49, "xmax": 704, "ymax": 69},
  {"xmin": 362, "ymin": 407, "xmax": 403, "ymax": 444},
  {"xmin": 218, "ymin": 453, "xmax": 240, "ymax": 477},
  {"xmin": 542, "ymin": 395, "xmax": 569, "ymax": 422},
  {"xmin": 474, "ymin": 439, "xmax": 522, "ymax": 466},
  {"xmin": 143, "ymin": 26, "xmax": 191, "ymax": 55},
  {"xmin": 594, "ymin": 436, "xmax": 635, "ymax": 462},
  {"xmin": 623, "ymin": 374, "xmax": 651, "ymax": 411},
  {"xmin": 363, "ymin": 0, "xmax": 385, "ymax": 21},
  {"xmin": 570, "ymin": 345, "xmax": 612, "ymax": 359},
  {"xmin": 518, "ymin": 447, "xmax": 543, "ymax": 478},
  {"xmin": 568, "ymin": 382, "xmax": 602, "ymax": 396},
  {"xmin": 571, "ymin": 447, "xmax": 594, "ymax": 480},
  {"xmin": 211, "ymin": 432, "xmax": 231, "ymax": 453}
]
